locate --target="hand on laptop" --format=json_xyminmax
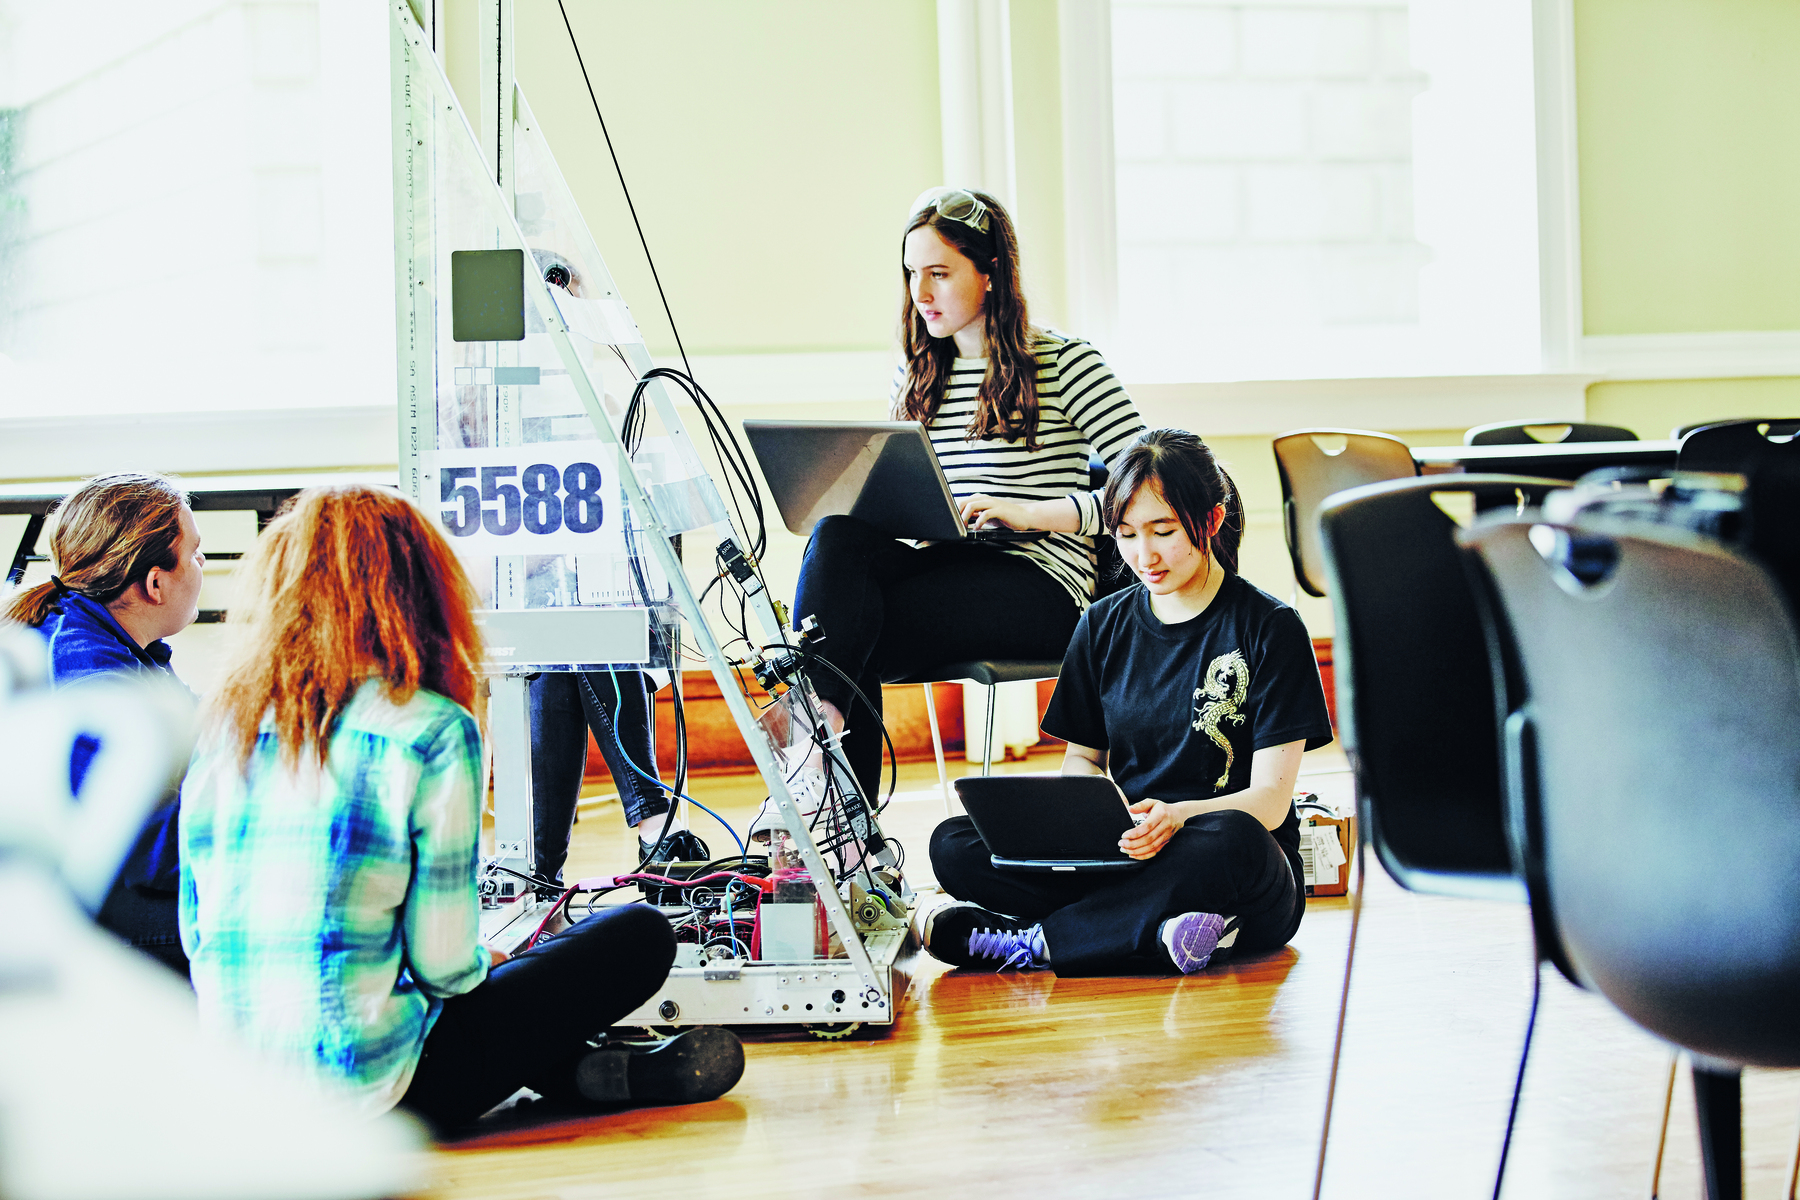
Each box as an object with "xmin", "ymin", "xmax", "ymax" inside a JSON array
[
  {"xmin": 960, "ymin": 493, "xmax": 1028, "ymax": 531},
  {"xmin": 960, "ymin": 492, "xmax": 1086, "ymax": 534},
  {"xmin": 1121, "ymin": 798, "xmax": 1186, "ymax": 860}
]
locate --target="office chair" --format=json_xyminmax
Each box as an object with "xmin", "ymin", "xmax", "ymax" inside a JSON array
[
  {"xmin": 1463, "ymin": 419, "xmax": 1637, "ymax": 446},
  {"xmin": 1677, "ymin": 418, "xmax": 1800, "ymax": 473},
  {"xmin": 1676, "ymin": 418, "xmax": 1800, "ymax": 609},
  {"xmin": 1462, "ymin": 518, "xmax": 1800, "ymax": 1200},
  {"xmin": 889, "ymin": 458, "xmax": 1125, "ymax": 815},
  {"xmin": 1671, "ymin": 417, "xmax": 1800, "ymax": 441},
  {"xmin": 1307, "ymin": 474, "xmax": 1565, "ymax": 1198},
  {"xmin": 1272, "ymin": 429, "xmax": 1418, "ymax": 597}
]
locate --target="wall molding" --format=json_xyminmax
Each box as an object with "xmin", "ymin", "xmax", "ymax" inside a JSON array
[
  {"xmin": 1129, "ymin": 373, "xmax": 1596, "ymax": 437},
  {"xmin": 0, "ymin": 406, "xmax": 398, "ymax": 482},
  {"xmin": 1579, "ymin": 331, "xmax": 1800, "ymax": 381},
  {"xmin": 12, "ymin": 343, "xmax": 1794, "ymax": 485}
]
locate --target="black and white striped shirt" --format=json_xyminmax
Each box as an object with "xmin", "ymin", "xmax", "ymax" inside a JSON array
[{"xmin": 890, "ymin": 329, "xmax": 1146, "ymax": 608}]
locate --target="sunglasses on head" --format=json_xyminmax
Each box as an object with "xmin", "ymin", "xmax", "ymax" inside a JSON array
[{"xmin": 910, "ymin": 187, "xmax": 991, "ymax": 235}]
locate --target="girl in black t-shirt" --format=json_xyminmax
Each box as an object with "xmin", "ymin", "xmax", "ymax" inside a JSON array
[{"xmin": 926, "ymin": 429, "xmax": 1334, "ymax": 975}]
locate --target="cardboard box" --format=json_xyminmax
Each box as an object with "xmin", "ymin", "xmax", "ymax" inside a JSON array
[{"xmin": 1297, "ymin": 796, "xmax": 1355, "ymax": 897}]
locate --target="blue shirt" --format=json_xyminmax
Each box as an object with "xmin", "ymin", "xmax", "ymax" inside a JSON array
[{"xmin": 37, "ymin": 591, "xmax": 188, "ymax": 891}]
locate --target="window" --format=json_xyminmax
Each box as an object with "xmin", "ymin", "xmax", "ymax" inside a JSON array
[
  {"xmin": 1109, "ymin": 0, "xmax": 1542, "ymax": 382},
  {"xmin": 0, "ymin": 0, "xmax": 392, "ymax": 421}
]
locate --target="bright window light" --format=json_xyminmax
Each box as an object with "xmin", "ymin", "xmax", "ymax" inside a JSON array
[{"xmin": 1110, "ymin": 0, "xmax": 1541, "ymax": 382}]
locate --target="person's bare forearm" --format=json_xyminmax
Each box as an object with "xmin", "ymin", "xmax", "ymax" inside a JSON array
[{"xmin": 1167, "ymin": 784, "xmax": 1293, "ymax": 832}]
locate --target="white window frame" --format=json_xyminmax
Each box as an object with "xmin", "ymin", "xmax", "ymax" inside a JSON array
[{"xmin": 1054, "ymin": 0, "xmax": 1800, "ymax": 427}]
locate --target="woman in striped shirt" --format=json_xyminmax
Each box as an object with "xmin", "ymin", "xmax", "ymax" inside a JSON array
[{"xmin": 788, "ymin": 187, "xmax": 1146, "ymax": 806}]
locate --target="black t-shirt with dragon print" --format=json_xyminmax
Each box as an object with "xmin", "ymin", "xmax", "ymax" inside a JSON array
[{"xmin": 1041, "ymin": 573, "xmax": 1334, "ymax": 875}]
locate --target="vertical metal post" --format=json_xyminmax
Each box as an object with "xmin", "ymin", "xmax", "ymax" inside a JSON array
[
  {"xmin": 487, "ymin": 674, "xmax": 536, "ymax": 882},
  {"xmin": 476, "ymin": 0, "xmax": 528, "ymax": 876},
  {"xmin": 390, "ymin": 14, "xmax": 434, "ymax": 504}
]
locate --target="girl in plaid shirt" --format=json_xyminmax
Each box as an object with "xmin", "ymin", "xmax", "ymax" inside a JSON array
[{"xmin": 180, "ymin": 484, "xmax": 741, "ymax": 1131}]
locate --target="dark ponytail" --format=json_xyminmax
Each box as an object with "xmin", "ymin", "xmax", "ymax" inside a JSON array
[{"xmin": 1101, "ymin": 429, "xmax": 1243, "ymax": 575}]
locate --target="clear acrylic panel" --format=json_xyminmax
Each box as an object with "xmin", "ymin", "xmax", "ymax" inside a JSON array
[
  {"xmin": 512, "ymin": 89, "xmax": 731, "ymax": 537},
  {"xmin": 397, "ymin": 23, "xmax": 673, "ymax": 672}
]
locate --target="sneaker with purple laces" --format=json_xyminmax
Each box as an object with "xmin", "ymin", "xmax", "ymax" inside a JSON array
[
  {"xmin": 966, "ymin": 924, "xmax": 1050, "ymax": 971},
  {"xmin": 1161, "ymin": 912, "xmax": 1240, "ymax": 974},
  {"xmin": 922, "ymin": 901, "xmax": 1038, "ymax": 968}
]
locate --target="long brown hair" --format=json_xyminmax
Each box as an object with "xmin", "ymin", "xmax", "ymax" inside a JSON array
[
  {"xmin": 895, "ymin": 189, "xmax": 1043, "ymax": 447},
  {"xmin": 3, "ymin": 473, "xmax": 189, "ymax": 627},
  {"xmin": 206, "ymin": 484, "xmax": 481, "ymax": 770},
  {"xmin": 1101, "ymin": 429, "xmax": 1245, "ymax": 575}
]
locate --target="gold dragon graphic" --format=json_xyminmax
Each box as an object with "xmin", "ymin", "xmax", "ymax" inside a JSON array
[{"xmin": 1192, "ymin": 650, "xmax": 1249, "ymax": 789}]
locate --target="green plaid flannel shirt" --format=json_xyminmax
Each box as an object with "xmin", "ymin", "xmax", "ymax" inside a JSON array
[{"xmin": 180, "ymin": 680, "xmax": 489, "ymax": 1113}]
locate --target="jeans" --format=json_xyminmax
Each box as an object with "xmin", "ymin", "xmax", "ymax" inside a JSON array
[
  {"xmin": 527, "ymin": 671, "xmax": 666, "ymax": 882},
  {"xmin": 929, "ymin": 808, "xmax": 1304, "ymax": 975},
  {"xmin": 397, "ymin": 902, "xmax": 675, "ymax": 1134},
  {"xmin": 791, "ymin": 515, "xmax": 1081, "ymax": 801},
  {"xmin": 95, "ymin": 877, "xmax": 190, "ymax": 981}
]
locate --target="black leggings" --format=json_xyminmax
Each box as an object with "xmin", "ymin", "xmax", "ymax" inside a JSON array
[
  {"xmin": 791, "ymin": 515, "xmax": 1082, "ymax": 800},
  {"xmin": 929, "ymin": 808, "xmax": 1305, "ymax": 975},
  {"xmin": 528, "ymin": 671, "xmax": 666, "ymax": 882},
  {"xmin": 398, "ymin": 902, "xmax": 675, "ymax": 1134}
]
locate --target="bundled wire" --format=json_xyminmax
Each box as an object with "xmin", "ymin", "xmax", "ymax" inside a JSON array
[
  {"xmin": 777, "ymin": 645, "xmax": 899, "ymax": 809},
  {"xmin": 580, "ymin": 671, "xmax": 745, "ymax": 856},
  {"xmin": 628, "ymin": 365, "xmax": 768, "ymax": 560}
]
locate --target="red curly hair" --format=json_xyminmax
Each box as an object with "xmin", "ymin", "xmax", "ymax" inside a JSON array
[{"xmin": 206, "ymin": 483, "xmax": 482, "ymax": 770}]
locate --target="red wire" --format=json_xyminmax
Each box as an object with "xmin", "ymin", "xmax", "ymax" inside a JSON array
[{"xmin": 521, "ymin": 887, "xmax": 576, "ymax": 951}]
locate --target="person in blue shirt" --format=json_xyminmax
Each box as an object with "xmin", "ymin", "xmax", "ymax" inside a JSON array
[{"xmin": 4, "ymin": 472, "xmax": 204, "ymax": 977}]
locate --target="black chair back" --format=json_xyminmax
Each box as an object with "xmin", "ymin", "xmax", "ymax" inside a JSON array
[
  {"xmin": 1673, "ymin": 416, "xmax": 1800, "ymax": 441},
  {"xmin": 1464, "ymin": 420, "xmax": 1637, "ymax": 446},
  {"xmin": 1317, "ymin": 475, "xmax": 1563, "ymax": 899},
  {"xmin": 1088, "ymin": 455, "xmax": 1131, "ymax": 599},
  {"xmin": 1676, "ymin": 419, "xmax": 1800, "ymax": 610},
  {"xmin": 1677, "ymin": 418, "xmax": 1800, "ymax": 473},
  {"xmin": 1462, "ymin": 517, "xmax": 1800, "ymax": 1069}
]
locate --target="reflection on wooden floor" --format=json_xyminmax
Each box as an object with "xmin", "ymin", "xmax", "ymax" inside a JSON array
[{"xmin": 433, "ymin": 747, "xmax": 1800, "ymax": 1200}]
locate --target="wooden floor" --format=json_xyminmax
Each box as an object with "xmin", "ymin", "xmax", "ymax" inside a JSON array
[{"xmin": 425, "ymin": 748, "xmax": 1800, "ymax": 1200}]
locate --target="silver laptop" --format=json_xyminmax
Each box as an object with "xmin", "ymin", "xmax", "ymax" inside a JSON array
[
  {"xmin": 954, "ymin": 775, "xmax": 1146, "ymax": 873},
  {"xmin": 742, "ymin": 419, "xmax": 1044, "ymax": 542}
]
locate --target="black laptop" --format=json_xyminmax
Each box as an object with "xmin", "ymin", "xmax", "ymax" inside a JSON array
[
  {"xmin": 953, "ymin": 775, "xmax": 1146, "ymax": 873},
  {"xmin": 742, "ymin": 419, "xmax": 1045, "ymax": 543}
]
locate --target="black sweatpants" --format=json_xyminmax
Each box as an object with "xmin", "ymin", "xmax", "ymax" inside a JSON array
[
  {"xmin": 398, "ymin": 902, "xmax": 675, "ymax": 1134},
  {"xmin": 528, "ymin": 670, "xmax": 665, "ymax": 882},
  {"xmin": 929, "ymin": 808, "xmax": 1305, "ymax": 975},
  {"xmin": 791, "ymin": 515, "xmax": 1081, "ymax": 801}
]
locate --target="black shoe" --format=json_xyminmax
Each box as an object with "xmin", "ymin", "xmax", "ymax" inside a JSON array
[
  {"xmin": 573, "ymin": 1027, "xmax": 745, "ymax": 1106},
  {"xmin": 921, "ymin": 900, "xmax": 1031, "ymax": 968},
  {"xmin": 640, "ymin": 828, "xmax": 711, "ymax": 864}
]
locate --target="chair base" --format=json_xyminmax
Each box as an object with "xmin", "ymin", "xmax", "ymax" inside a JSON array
[{"xmin": 1693, "ymin": 1062, "xmax": 1742, "ymax": 1200}]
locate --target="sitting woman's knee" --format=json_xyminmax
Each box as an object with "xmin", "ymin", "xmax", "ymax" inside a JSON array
[
  {"xmin": 807, "ymin": 514, "xmax": 882, "ymax": 557},
  {"xmin": 929, "ymin": 816, "xmax": 986, "ymax": 878},
  {"xmin": 598, "ymin": 902, "xmax": 678, "ymax": 971}
]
